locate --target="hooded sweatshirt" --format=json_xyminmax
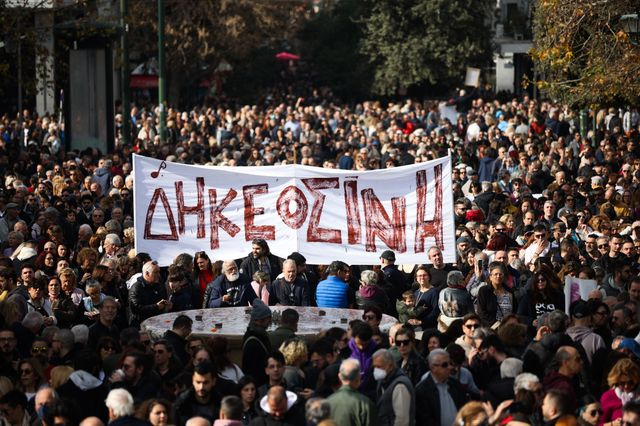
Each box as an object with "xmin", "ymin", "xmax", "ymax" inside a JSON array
[
  {"xmin": 567, "ymin": 325, "xmax": 605, "ymax": 364},
  {"xmin": 348, "ymin": 338, "xmax": 377, "ymax": 393}
]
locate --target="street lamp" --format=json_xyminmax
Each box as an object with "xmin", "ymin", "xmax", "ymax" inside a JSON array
[{"xmin": 620, "ymin": 13, "xmax": 640, "ymax": 46}]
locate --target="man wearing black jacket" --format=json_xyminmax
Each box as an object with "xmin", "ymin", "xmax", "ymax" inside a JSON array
[
  {"xmin": 239, "ymin": 238, "xmax": 282, "ymax": 282},
  {"xmin": 174, "ymin": 361, "xmax": 223, "ymax": 426},
  {"xmin": 128, "ymin": 261, "xmax": 170, "ymax": 327},
  {"xmin": 415, "ymin": 348, "xmax": 468, "ymax": 426}
]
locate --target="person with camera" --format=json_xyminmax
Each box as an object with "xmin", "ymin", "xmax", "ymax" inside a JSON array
[{"xmin": 203, "ymin": 260, "xmax": 250, "ymax": 308}]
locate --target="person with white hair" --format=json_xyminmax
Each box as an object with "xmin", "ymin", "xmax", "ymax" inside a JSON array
[
  {"xmin": 372, "ymin": 348, "xmax": 415, "ymax": 426},
  {"xmin": 128, "ymin": 260, "xmax": 171, "ymax": 327},
  {"xmin": 268, "ymin": 259, "xmax": 308, "ymax": 306},
  {"xmin": 105, "ymin": 389, "xmax": 137, "ymax": 423},
  {"xmin": 203, "ymin": 260, "xmax": 249, "ymax": 309},
  {"xmin": 101, "ymin": 233, "xmax": 122, "ymax": 261},
  {"xmin": 71, "ymin": 324, "xmax": 89, "ymax": 347},
  {"xmin": 485, "ymin": 357, "xmax": 524, "ymax": 408}
]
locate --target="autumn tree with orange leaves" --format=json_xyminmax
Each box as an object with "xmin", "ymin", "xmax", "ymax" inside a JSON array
[{"xmin": 531, "ymin": 0, "xmax": 640, "ymax": 107}]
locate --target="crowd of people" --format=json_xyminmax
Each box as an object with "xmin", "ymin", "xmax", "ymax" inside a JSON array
[{"xmin": 0, "ymin": 89, "xmax": 640, "ymax": 426}]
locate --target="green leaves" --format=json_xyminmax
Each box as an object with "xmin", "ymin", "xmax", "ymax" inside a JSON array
[{"xmin": 359, "ymin": 0, "xmax": 493, "ymax": 95}]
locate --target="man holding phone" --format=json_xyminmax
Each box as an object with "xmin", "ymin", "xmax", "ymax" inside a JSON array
[{"xmin": 128, "ymin": 260, "xmax": 171, "ymax": 327}]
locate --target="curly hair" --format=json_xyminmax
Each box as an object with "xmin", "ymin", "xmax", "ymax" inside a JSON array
[
  {"xmin": 607, "ymin": 358, "xmax": 640, "ymax": 388},
  {"xmin": 279, "ymin": 338, "xmax": 308, "ymax": 366}
]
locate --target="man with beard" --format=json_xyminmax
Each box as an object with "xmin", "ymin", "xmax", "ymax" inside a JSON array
[
  {"xmin": 239, "ymin": 238, "xmax": 282, "ymax": 282},
  {"xmin": 203, "ymin": 260, "xmax": 250, "ymax": 308},
  {"xmin": 268, "ymin": 259, "xmax": 308, "ymax": 306}
]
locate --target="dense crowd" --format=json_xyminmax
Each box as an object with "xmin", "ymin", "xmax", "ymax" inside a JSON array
[{"xmin": 0, "ymin": 90, "xmax": 640, "ymax": 426}]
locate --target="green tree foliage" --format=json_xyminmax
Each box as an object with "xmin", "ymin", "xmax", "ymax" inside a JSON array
[
  {"xmin": 298, "ymin": 0, "xmax": 372, "ymax": 99},
  {"xmin": 127, "ymin": 0, "xmax": 307, "ymax": 103},
  {"xmin": 359, "ymin": 0, "xmax": 493, "ymax": 96},
  {"xmin": 531, "ymin": 0, "xmax": 640, "ymax": 107}
]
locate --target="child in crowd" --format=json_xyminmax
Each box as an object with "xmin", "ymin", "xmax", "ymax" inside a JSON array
[{"xmin": 396, "ymin": 290, "xmax": 425, "ymax": 325}]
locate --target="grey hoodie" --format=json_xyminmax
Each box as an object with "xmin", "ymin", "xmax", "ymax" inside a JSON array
[{"xmin": 566, "ymin": 325, "xmax": 605, "ymax": 364}]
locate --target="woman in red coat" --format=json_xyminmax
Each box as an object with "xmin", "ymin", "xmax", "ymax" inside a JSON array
[{"xmin": 599, "ymin": 358, "xmax": 640, "ymax": 426}]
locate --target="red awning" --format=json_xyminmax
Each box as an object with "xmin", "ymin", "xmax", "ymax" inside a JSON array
[
  {"xmin": 130, "ymin": 75, "xmax": 158, "ymax": 89},
  {"xmin": 275, "ymin": 52, "xmax": 300, "ymax": 61}
]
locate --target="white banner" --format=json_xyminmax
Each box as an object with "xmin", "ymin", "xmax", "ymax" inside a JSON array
[{"xmin": 133, "ymin": 154, "xmax": 455, "ymax": 266}]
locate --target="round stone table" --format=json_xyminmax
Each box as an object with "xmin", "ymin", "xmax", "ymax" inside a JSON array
[{"xmin": 141, "ymin": 306, "xmax": 397, "ymax": 340}]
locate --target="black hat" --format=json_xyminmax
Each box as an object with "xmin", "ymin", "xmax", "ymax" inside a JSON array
[
  {"xmin": 570, "ymin": 300, "xmax": 591, "ymax": 319},
  {"xmin": 380, "ymin": 250, "xmax": 396, "ymax": 261}
]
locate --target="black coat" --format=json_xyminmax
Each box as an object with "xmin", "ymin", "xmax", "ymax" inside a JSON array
[
  {"xmin": 173, "ymin": 387, "xmax": 222, "ymax": 426},
  {"xmin": 476, "ymin": 285, "xmax": 515, "ymax": 326},
  {"xmin": 239, "ymin": 253, "xmax": 282, "ymax": 282},
  {"xmin": 415, "ymin": 375, "xmax": 468, "ymax": 426},
  {"xmin": 268, "ymin": 276, "xmax": 308, "ymax": 306},
  {"xmin": 242, "ymin": 325, "xmax": 272, "ymax": 387},
  {"xmin": 127, "ymin": 276, "xmax": 167, "ymax": 327}
]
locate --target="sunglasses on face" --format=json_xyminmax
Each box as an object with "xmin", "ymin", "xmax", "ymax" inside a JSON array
[{"xmin": 395, "ymin": 339, "xmax": 413, "ymax": 347}]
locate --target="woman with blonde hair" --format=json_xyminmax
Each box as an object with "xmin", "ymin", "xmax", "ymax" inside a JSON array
[
  {"xmin": 499, "ymin": 213, "xmax": 517, "ymax": 238},
  {"xmin": 279, "ymin": 338, "xmax": 309, "ymax": 391},
  {"xmin": 600, "ymin": 358, "xmax": 640, "ymax": 425},
  {"xmin": 49, "ymin": 365, "xmax": 74, "ymax": 389}
]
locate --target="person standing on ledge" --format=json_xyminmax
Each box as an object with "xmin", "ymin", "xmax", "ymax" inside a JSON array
[
  {"xmin": 239, "ymin": 239, "xmax": 282, "ymax": 282},
  {"xmin": 242, "ymin": 300, "xmax": 273, "ymax": 387}
]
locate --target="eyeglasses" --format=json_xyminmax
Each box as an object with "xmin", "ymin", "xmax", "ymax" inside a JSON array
[
  {"xmin": 536, "ymin": 277, "xmax": 546, "ymax": 282},
  {"xmin": 495, "ymin": 228, "xmax": 506, "ymax": 232},
  {"xmin": 395, "ymin": 339, "xmax": 413, "ymax": 346},
  {"xmin": 432, "ymin": 362, "xmax": 450, "ymax": 368},
  {"xmin": 20, "ymin": 369, "xmax": 33, "ymax": 375},
  {"xmin": 598, "ymin": 244, "xmax": 608, "ymax": 248},
  {"xmin": 102, "ymin": 346, "xmax": 115, "ymax": 351},
  {"xmin": 618, "ymin": 380, "xmax": 636, "ymax": 388},
  {"xmin": 465, "ymin": 323, "xmax": 480, "ymax": 329},
  {"xmin": 534, "ymin": 234, "xmax": 546, "ymax": 239}
]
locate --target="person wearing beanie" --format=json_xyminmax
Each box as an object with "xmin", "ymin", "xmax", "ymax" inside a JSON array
[{"xmin": 242, "ymin": 299, "xmax": 272, "ymax": 387}]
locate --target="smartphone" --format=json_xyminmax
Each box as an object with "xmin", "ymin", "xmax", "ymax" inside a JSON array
[{"xmin": 477, "ymin": 259, "xmax": 484, "ymax": 270}]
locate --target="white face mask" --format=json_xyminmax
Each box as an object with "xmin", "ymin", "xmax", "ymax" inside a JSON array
[{"xmin": 373, "ymin": 367, "xmax": 387, "ymax": 381}]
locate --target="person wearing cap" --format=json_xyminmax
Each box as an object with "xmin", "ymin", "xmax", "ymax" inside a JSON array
[
  {"xmin": 242, "ymin": 299, "xmax": 272, "ymax": 387},
  {"xmin": 378, "ymin": 250, "xmax": 407, "ymax": 318},
  {"xmin": 566, "ymin": 300, "xmax": 605, "ymax": 364},
  {"xmin": 455, "ymin": 236, "xmax": 471, "ymax": 266},
  {"xmin": 315, "ymin": 260, "xmax": 350, "ymax": 308}
]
